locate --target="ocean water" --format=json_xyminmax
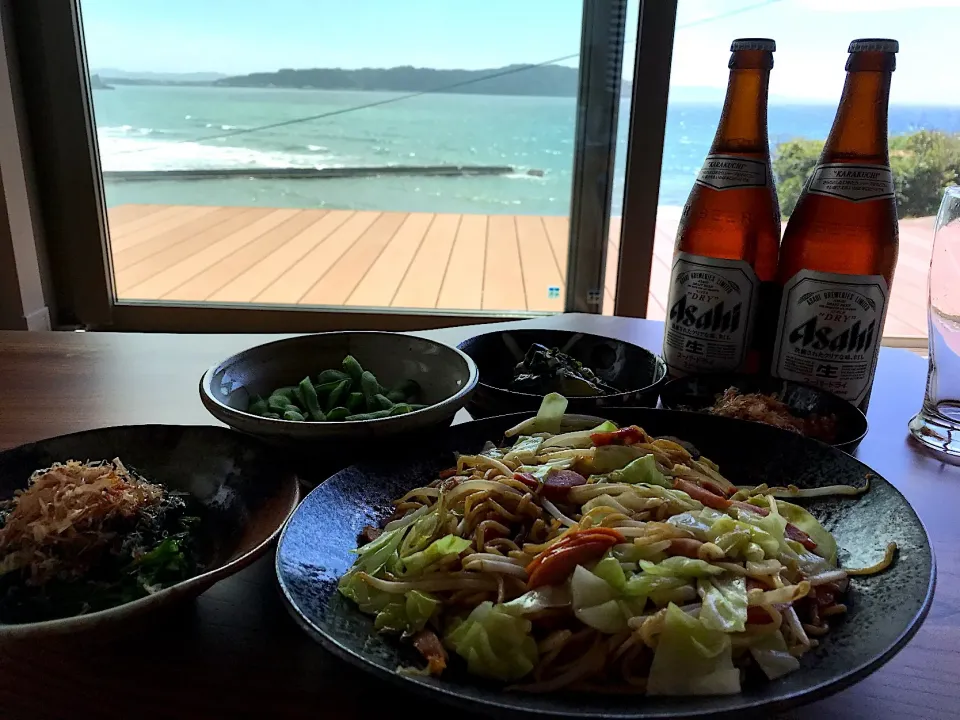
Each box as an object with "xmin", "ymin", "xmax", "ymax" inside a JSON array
[{"xmin": 92, "ymin": 85, "xmax": 960, "ymax": 215}]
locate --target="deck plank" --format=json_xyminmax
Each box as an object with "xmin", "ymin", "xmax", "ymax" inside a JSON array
[
  {"xmin": 108, "ymin": 204, "xmax": 208, "ymax": 240},
  {"xmin": 391, "ymin": 214, "xmax": 461, "ymax": 308},
  {"xmin": 107, "ymin": 204, "xmax": 169, "ymax": 227},
  {"xmin": 541, "ymin": 216, "xmax": 569, "ymax": 281},
  {"xmin": 210, "ymin": 210, "xmax": 354, "ymax": 303},
  {"xmin": 301, "ymin": 212, "xmax": 408, "ymax": 306},
  {"xmin": 112, "ymin": 207, "xmax": 254, "ymax": 271},
  {"xmin": 110, "ymin": 206, "xmax": 225, "ymax": 251},
  {"xmin": 160, "ymin": 210, "xmax": 329, "ymax": 301},
  {"xmin": 346, "ymin": 213, "xmax": 435, "ymax": 307},
  {"xmin": 115, "ymin": 208, "xmax": 273, "ymax": 293},
  {"xmin": 515, "ymin": 215, "xmax": 562, "ymax": 312},
  {"xmin": 437, "ymin": 215, "xmax": 486, "ymax": 310},
  {"xmin": 119, "ymin": 209, "xmax": 294, "ymax": 296},
  {"xmin": 483, "ymin": 215, "xmax": 526, "ymax": 311},
  {"xmin": 255, "ymin": 212, "xmax": 381, "ymax": 304}
]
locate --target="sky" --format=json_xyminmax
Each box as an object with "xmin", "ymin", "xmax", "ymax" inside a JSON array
[{"xmin": 81, "ymin": 0, "xmax": 960, "ymax": 105}]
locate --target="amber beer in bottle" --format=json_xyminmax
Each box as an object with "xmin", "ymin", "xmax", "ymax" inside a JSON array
[
  {"xmin": 663, "ymin": 39, "xmax": 781, "ymax": 376},
  {"xmin": 771, "ymin": 39, "xmax": 899, "ymax": 411}
]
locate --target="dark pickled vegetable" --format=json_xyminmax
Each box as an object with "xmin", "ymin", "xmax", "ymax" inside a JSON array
[{"xmin": 510, "ymin": 344, "xmax": 620, "ymax": 397}]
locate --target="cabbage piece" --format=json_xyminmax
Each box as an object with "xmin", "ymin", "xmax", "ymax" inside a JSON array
[
  {"xmin": 399, "ymin": 504, "xmax": 446, "ymax": 558},
  {"xmin": 754, "ymin": 497, "xmax": 837, "ymax": 565},
  {"xmin": 540, "ymin": 421, "xmax": 617, "ymax": 450},
  {"xmin": 517, "ymin": 457, "xmax": 577, "ymax": 481},
  {"xmin": 588, "ymin": 445, "xmax": 649, "ymax": 474},
  {"xmin": 373, "ymin": 590, "xmax": 440, "ymax": 634},
  {"xmin": 647, "ymin": 603, "xmax": 741, "ymax": 696},
  {"xmin": 610, "ymin": 454, "xmax": 669, "ymax": 488},
  {"xmin": 338, "ymin": 570, "xmax": 394, "ymax": 613},
  {"xmin": 795, "ymin": 548, "xmax": 833, "ymax": 576},
  {"xmin": 612, "ymin": 541, "xmax": 670, "ymax": 564},
  {"xmin": 532, "ymin": 392, "xmax": 568, "ymax": 435},
  {"xmin": 624, "ymin": 573, "xmax": 690, "ymax": 607},
  {"xmin": 639, "ymin": 557, "xmax": 725, "ymax": 578},
  {"xmin": 709, "ymin": 514, "xmax": 779, "ymax": 560},
  {"xmin": 502, "ymin": 585, "xmax": 571, "ymax": 616},
  {"xmin": 570, "ymin": 562, "xmax": 644, "ymax": 633},
  {"xmin": 399, "ymin": 535, "xmax": 471, "ymax": 576},
  {"xmin": 592, "ymin": 555, "xmax": 628, "ymax": 593},
  {"xmin": 350, "ymin": 523, "xmax": 407, "ymax": 576},
  {"xmin": 748, "ymin": 630, "xmax": 801, "ymax": 680},
  {"xmin": 444, "ymin": 601, "xmax": 538, "ymax": 681},
  {"xmin": 697, "ymin": 575, "xmax": 747, "ymax": 633},
  {"xmin": 503, "ymin": 435, "xmax": 543, "ymax": 464}
]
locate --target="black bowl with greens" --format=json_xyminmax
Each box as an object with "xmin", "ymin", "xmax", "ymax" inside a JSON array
[
  {"xmin": 0, "ymin": 425, "xmax": 299, "ymax": 637},
  {"xmin": 458, "ymin": 329, "xmax": 667, "ymax": 418}
]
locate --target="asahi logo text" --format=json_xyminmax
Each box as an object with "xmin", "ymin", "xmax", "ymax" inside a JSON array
[
  {"xmin": 669, "ymin": 294, "xmax": 742, "ymax": 335},
  {"xmin": 788, "ymin": 316, "xmax": 876, "ymax": 355}
]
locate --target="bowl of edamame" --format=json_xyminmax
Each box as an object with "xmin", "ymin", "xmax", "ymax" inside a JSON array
[{"xmin": 200, "ymin": 332, "xmax": 479, "ymax": 442}]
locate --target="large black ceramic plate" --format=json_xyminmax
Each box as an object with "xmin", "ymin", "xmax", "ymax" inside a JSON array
[{"xmin": 275, "ymin": 409, "xmax": 935, "ymax": 719}]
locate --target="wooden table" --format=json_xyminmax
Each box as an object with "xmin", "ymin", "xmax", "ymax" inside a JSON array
[{"xmin": 0, "ymin": 314, "xmax": 956, "ymax": 719}]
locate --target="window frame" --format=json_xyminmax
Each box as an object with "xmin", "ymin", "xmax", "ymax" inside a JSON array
[{"xmin": 10, "ymin": 0, "xmax": 658, "ymax": 333}]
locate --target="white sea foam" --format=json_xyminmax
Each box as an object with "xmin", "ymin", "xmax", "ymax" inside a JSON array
[{"xmin": 97, "ymin": 129, "xmax": 341, "ymax": 172}]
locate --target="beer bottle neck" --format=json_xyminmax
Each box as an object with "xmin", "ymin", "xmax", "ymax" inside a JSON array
[
  {"xmin": 822, "ymin": 65, "xmax": 892, "ymax": 164},
  {"xmin": 710, "ymin": 66, "xmax": 771, "ymax": 155}
]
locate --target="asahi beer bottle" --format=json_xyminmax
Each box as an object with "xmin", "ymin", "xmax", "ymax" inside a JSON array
[
  {"xmin": 663, "ymin": 39, "xmax": 781, "ymax": 376},
  {"xmin": 771, "ymin": 39, "xmax": 899, "ymax": 411}
]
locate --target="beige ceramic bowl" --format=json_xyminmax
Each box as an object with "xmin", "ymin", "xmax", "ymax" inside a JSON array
[{"xmin": 199, "ymin": 331, "xmax": 478, "ymax": 442}]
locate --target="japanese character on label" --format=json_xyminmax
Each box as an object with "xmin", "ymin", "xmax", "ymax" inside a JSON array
[{"xmin": 815, "ymin": 364, "xmax": 839, "ymax": 379}]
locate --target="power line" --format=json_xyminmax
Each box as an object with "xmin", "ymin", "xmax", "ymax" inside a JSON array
[{"xmin": 111, "ymin": 0, "xmax": 783, "ymax": 155}]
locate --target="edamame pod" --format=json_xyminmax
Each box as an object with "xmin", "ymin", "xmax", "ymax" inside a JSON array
[
  {"xmin": 342, "ymin": 355, "xmax": 364, "ymax": 384},
  {"xmin": 347, "ymin": 392, "xmax": 365, "ymax": 412},
  {"xmin": 325, "ymin": 406, "xmax": 350, "ymax": 421},
  {"xmin": 345, "ymin": 409, "xmax": 392, "ymax": 421},
  {"xmin": 326, "ymin": 379, "xmax": 351, "ymax": 411},
  {"xmin": 373, "ymin": 393, "xmax": 394, "ymax": 411},
  {"xmin": 388, "ymin": 403, "xmax": 413, "ymax": 416},
  {"xmin": 317, "ymin": 369, "xmax": 350, "ymax": 385},
  {"xmin": 299, "ymin": 376, "xmax": 325, "ymax": 420},
  {"xmin": 283, "ymin": 409, "xmax": 306, "ymax": 422},
  {"xmin": 248, "ymin": 396, "xmax": 268, "ymax": 416},
  {"xmin": 360, "ymin": 371, "xmax": 380, "ymax": 410}
]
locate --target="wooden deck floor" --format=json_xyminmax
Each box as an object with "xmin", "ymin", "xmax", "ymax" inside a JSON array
[{"xmin": 107, "ymin": 204, "xmax": 932, "ymax": 338}]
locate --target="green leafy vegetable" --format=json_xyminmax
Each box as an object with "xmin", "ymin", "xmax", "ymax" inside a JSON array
[
  {"xmin": 503, "ymin": 436, "xmax": 544, "ymax": 464},
  {"xmin": 639, "ymin": 557, "xmax": 726, "ymax": 579},
  {"xmin": 748, "ymin": 630, "xmax": 801, "ymax": 680},
  {"xmin": 647, "ymin": 603, "xmax": 741, "ymax": 696},
  {"xmin": 610, "ymin": 454, "xmax": 669, "ymax": 487},
  {"xmin": 570, "ymin": 560, "xmax": 645, "ymax": 633},
  {"xmin": 697, "ymin": 575, "xmax": 747, "ymax": 633},
  {"xmin": 400, "ymin": 535, "xmax": 471, "ymax": 576},
  {"xmin": 444, "ymin": 602, "xmax": 539, "ymax": 681},
  {"xmin": 533, "ymin": 392, "xmax": 568, "ymax": 435}
]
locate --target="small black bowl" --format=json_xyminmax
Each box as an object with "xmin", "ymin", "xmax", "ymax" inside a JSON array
[
  {"xmin": 659, "ymin": 373, "xmax": 868, "ymax": 452},
  {"xmin": 457, "ymin": 329, "xmax": 667, "ymax": 418}
]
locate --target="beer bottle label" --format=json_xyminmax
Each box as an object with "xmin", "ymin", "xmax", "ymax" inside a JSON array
[
  {"xmin": 807, "ymin": 163, "xmax": 894, "ymax": 202},
  {"xmin": 771, "ymin": 270, "xmax": 889, "ymax": 404},
  {"xmin": 663, "ymin": 252, "xmax": 759, "ymax": 374},
  {"xmin": 694, "ymin": 154, "xmax": 768, "ymax": 191}
]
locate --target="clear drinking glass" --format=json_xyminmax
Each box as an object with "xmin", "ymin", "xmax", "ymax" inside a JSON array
[{"xmin": 909, "ymin": 186, "xmax": 960, "ymax": 456}]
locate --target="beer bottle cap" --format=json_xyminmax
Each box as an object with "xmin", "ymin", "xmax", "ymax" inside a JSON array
[
  {"xmin": 848, "ymin": 38, "xmax": 899, "ymax": 53},
  {"xmin": 730, "ymin": 38, "xmax": 776, "ymax": 52}
]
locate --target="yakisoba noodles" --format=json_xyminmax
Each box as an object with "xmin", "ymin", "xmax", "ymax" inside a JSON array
[{"xmin": 338, "ymin": 394, "xmax": 894, "ymax": 694}]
